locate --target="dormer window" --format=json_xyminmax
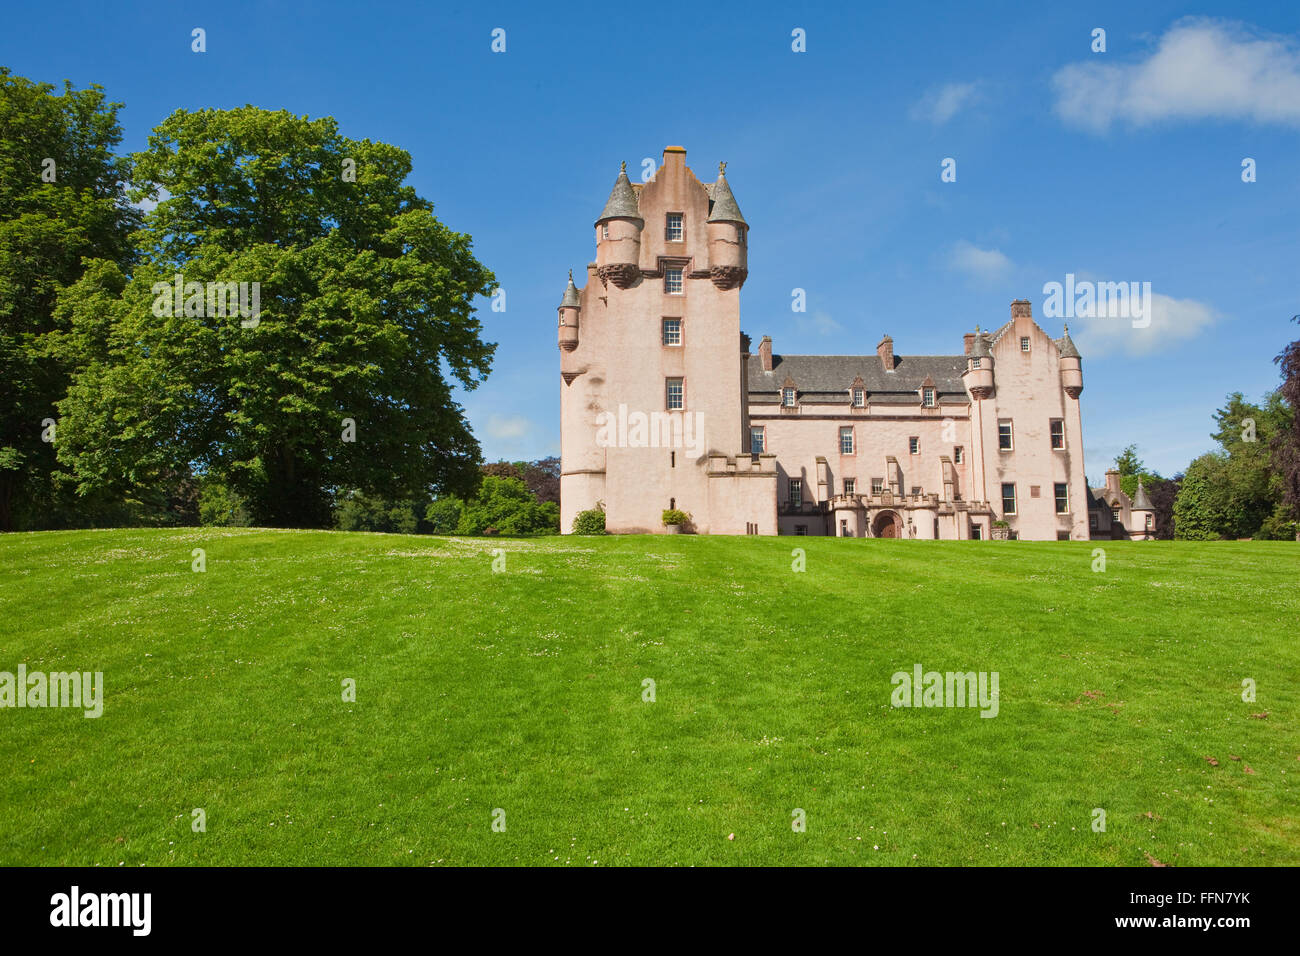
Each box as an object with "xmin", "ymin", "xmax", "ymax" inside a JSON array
[
  {"xmin": 665, "ymin": 213, "xmax": 684, "ymax": 242},
  {"xmin": 852, "ymin": 387, "xmax": 865, "ymax": 407},
  {"xmin": 922, "ymin": 386, "xmax": 936, "ymax": 407},
  {"xmin": 781, "ymin": 387, "xmax": 796, "ymax": 407},
  {"xmin": 664, "ymin": 267, "xmax": 683, "ymax": 295}
]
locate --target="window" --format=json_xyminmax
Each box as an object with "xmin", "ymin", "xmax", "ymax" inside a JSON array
[
  {"xmin": 788, "ymin": 478, "xmax": 802, "ymax": 509},
  {"xmin": 1145, "ymin": 513, "xmax": 1154, "ymax": 530},
  {"xmin": 1050, "ymin": 419, "xmax": 1064, "ymax": 449},
  {"xmin": 998, "ymin": 420, "xmax": 1013, "ymax": 451},
  {"xmin": 954, "ymin": 445, "xmax": 964, "ymax": 464},
  {"xmin": 839, "ymin": 427, "xmax": 854, "ymax": 455},
  {"xmin": 1001, "ymin": 483, "xmax": 1017, "ymax": 515},
  {"xmin": 922, "ymin": 386, "xmax": 936, "ymax": 407},
  {"xmin": 852, "ymin": 387, "xmax": 865, "ymax": 407},
  {"xmin": 908, "ymin": 436, "xmax": 919, "ymax": 455},
  {"xmin": 971, "ymin": 524, "xmax": 982, "ymax": 540},
  {"xmin": 971, "ymin": 357, "xmax": 981, "ymax": 369},
  {"xmin": 1020, "ymin": 336, "xmax": 1031, "ymax": 352},
  {"xmin": 795, "ymin": 525, "xmax": 807, "ymax": 535},
  {"xmin": 1089, "ymin": 513, "xmax": 1099, "ymax": 530},
  {"xmin": 840, "ymin": 519, "xmax": 848, "ymax": 536},
  {"xmin": 664, "ymin": 267, "xmax": 683, "ymax": 294},
  {"xmin": 1056, "ymin": 531, "xmax": 1071, "ymax": 541},
  {"xmin": 665, "ymin": 213, "xmax": 684, "ymax": 242},
  {"xmin": 1111, "ymin": 506, "xmax": 1121, "ymax": 522},
  {"xmin": 666, "ymin": 377, "xmax": 684, "ymax": 410},
  {"xmin": 843, "ymin": 478, "xmax": 856, "ymax": 495},
  {"xmin": 662, "ymin": 317, "xmax": 682, "ymax": 346},
  {"xmin": 750, "ymin": 426, "xmax": 765, "ymax": 454},
  {"xmin": 782, "ymin": 387, "xmax": 796, "ymax": 407},
  {"xmin": 601, "ymin": 224, "xmax": 609, "ymax": 240},
  {"xmin": 910, "ymin": 486, "xmax": 922, "ymax": 496},
  {"xmin": 1054, "ymin": 483, "xmax": 1069, "ymax": 514},
  {"xmin": 871, "ymin": 477, "xmax": 884, "ymax": 495}
]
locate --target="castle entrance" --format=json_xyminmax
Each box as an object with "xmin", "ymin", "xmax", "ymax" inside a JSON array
[{"xmin": 872, "ymin": 511, "xmax": 901, "ymax": 538}]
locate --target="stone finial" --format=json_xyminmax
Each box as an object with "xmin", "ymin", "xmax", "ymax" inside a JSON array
[
  {"xmin": 620, "ymin": 160, "xmax": 626, "ymax": 172},
  {"xmin": 719, "ymin": 161, "xmax": 727, "ymax": 175}
]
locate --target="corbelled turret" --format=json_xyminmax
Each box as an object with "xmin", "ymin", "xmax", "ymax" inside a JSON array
[
  {"xmin": 963, "ymin": 325, "xmax": 994, "ymax": 399},
  {"xmin": 557, "ymin": 270, "xmax": 581, "ymax": 351},
  {"xmin": 706, "ymin": 161, "xmax": 748, "ymax": 289},
  {"xmin": 595, "ymin": 161, "xmax": 643, "ymax": 289},
  {"xmin": 1058, "ymin": 324, "xmax": 1082, "ymax": 398}
]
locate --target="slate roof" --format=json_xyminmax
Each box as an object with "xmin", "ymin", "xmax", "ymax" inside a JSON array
[
  {"xmin": 707, "ymin": 172, "xmax": 746, "ymax": 225},
  {"xmin": 558, "ymin": 271, "xmax": 580, "ymax": 309},
  {"xmin": 1132, "ymin": 480, "xmax": 1154, "ymax": 510},
  {"xmin": 597, "ymin": 164, "xmax": 642, "ymax": 224},
  {"xmin": 748, "ymin": 353, "xmax": 969, "ymax": 404}
]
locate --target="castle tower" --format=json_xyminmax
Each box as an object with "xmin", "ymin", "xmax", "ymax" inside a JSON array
[{"xmin": 558, "ymin": 147, "xmax": 774, "ymax": 535}]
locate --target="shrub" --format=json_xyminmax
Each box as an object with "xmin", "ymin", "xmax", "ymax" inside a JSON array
[
  {"xmin": 571, "ymin": 507, "xmax": 606, "ymax": 535},
  {"xmin": 425, "ymin": 498, "xmax": 463, "ymax": 534},
  {"xmin": 662, "ymin": 509, "xmax": 691, "ymax": 526}
]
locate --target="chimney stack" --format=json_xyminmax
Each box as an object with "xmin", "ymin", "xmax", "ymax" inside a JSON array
[
  {"xmin": 1105, "ymin": 469, "xmax": 1122, "ymax": 496},
  {"xmin": 759, "ymin": 335, "xmax": 773, "ymax": 372},
  {"xmin": 877, "ymin": 335, "xmax": 894, "ymax": 373},
  {"xmin": 963, "ymin": 332, "xmax": 975, "ymax": 356}
]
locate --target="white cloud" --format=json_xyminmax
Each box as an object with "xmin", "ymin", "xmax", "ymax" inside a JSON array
[
  {"xmin": 911, "ymin": 82, "xmax": 980, "ymax": 125},
  {"xmin": 486, "ymin": 414, "xmax": 532, "ymax": 440},
  {"xmin": 949, "ymin": 240, "xmax": 1013, "ymax": 280},
  {"xmin": 1053, "ymin": 18, "xmax": 1300, "ymax": 132},
  {"xmin": 794, "ymin": 311, "xmax": 844, "ymax": 336},
  {"xmin": 1066, "ymin": 290, "xmax": 1217, "ymax": 357}
]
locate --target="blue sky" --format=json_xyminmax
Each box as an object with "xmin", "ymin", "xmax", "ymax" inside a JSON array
[{"xmin": 4, "ymin": 0, "xmax": 1298, "ymax": 482}]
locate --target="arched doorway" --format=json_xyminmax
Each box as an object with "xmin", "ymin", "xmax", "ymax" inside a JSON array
[{"xmin": 872, "ymin": 511, "xmax": 901, "ymax": 538}]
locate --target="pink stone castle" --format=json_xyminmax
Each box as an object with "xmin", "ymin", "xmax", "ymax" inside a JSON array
[{"xmin": 557, "ymin": 146, "xmax": 1153, "ymax": 540}]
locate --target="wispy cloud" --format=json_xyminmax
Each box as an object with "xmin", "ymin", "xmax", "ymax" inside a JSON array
[
  {"xmin": 794, "ymin": 311, "xmax": 844, "ymax": 336},
  {"xmin": 911, "ymin": 82, "xmax": 981, "ymax": 125},
  {"xmin": 1067, "ymin": 291, "xmax": 1218, "ymax": 357},
  {"xmin": 486, "ymin": 414, "xmax": 532, "ymax": 440},
  {"xmin": 1053, "ymin": 18, "xmax": 1300, "ymax": 132},
  {"xmin": 131, "ymin": 186, "xmax": 170, "ymax": 214},
  {"xmin": 949, "ymin": 240, "xmax": 1013, "ymax": 280}
]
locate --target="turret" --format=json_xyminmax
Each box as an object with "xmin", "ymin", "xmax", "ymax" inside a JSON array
[
  {"xmin": 706, "ymin": 161, "xmax": 748, "ymax": 289},
  {"xmin": 595, "ymin": 161, "xmax": 643, "ymax": 289},
  {"xmin": 963, "ymin": 325, "xmax": 994, "ymax": 399},
  {"xmin": 557, "ymin": 270, "xmax": 581, "ymax": 351},
  {"xmin": 1058, "ymin": 324, "xmax": 1082, "ymax": 398},
  {"xmin": 1131, "ymin": 478, "xmax": 1154, "ymax": 539}
]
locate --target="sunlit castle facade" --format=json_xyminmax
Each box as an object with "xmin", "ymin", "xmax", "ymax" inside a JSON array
[{"xmin": 557, "ymin": 146, "xmax": 1110, "ymax": 541}]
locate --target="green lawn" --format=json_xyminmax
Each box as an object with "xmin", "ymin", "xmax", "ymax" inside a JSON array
[{"xmin": 0, "ymin": 528, "xmax": 1296, "ymax": 866}]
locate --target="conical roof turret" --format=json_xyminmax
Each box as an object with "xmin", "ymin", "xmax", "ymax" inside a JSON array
[
  {"xmin": 707, "ymin": 162, "xmax": 746, "ymax": 225},
  {"xmin": 1058, "ymin": 324, "xmax": 1081, "ymax": 359},
  {"xmin": 1132, "ymin": 478, "xmax": 1154, "ymax": 511},
  {"xmin": 558, "ymin": 270, "xmax": 581, "ymax": 309},
  {"xmin": 596, "ymin": 161, "xmax": 642, "ymax": 225}
]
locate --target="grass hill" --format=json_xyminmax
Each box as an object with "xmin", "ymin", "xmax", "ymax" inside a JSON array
[{"xmin": 1, "ymin": 529, "xmax": 1296, "ymax": 866}]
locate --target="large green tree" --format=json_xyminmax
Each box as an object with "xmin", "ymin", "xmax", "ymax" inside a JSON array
[
  {"xmin": 0, "ymin": 68, "xmax": 139, "ymax": 530},
  {"xmin": 51, "ymin": 107, "xmax": 496, "ymax": 526},
  {"xmin": 1173, "ymin": 391, "xmax": 1292, "ymax": 539}
]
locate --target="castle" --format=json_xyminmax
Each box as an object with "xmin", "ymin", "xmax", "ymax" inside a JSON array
[{"xmin": 557, "ymin": 146, "xmax": 1154, "ymax": 541}]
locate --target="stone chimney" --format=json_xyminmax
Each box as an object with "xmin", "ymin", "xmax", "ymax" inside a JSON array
[
  {"xmin": 877, "ymin": 335, "xmax": 894, "ymax": 373},
  {"xmin": 963, "ymin": 332, "xmax": 975, "ymax": 356},
  {"xmin": 759, "ymin": 335, "xmax": 773, "ymax": 372},
  {"xmin": 1105, "ymin": 469, "xmax": 1122, "ymax": 497}
]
